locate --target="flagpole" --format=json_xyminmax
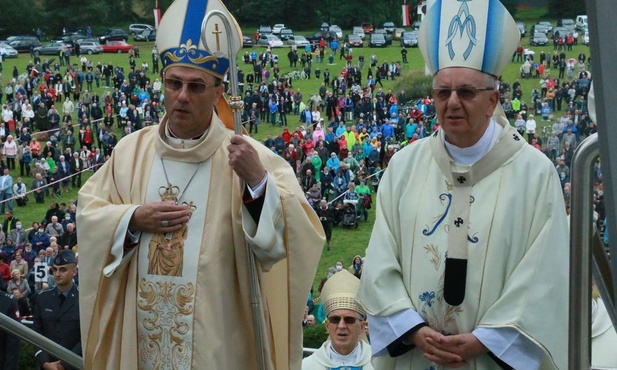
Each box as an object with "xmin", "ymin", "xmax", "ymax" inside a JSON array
[{"xmin": 201, "ymin": 12, "xmax": 267, "ymax": 370}]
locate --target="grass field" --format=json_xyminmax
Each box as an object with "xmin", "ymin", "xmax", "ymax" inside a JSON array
[{"xmin": 0, "ymin": 6, "xmax": 591, "ymax": 293}]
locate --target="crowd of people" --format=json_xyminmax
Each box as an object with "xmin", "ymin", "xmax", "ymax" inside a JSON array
[
  {"xmin": 0, "ymin": 1, "xmax": 609, "ymax": 367},
  {"xmin": 0, "ymin": 41, "xmax": 167, "ymax": 368}
]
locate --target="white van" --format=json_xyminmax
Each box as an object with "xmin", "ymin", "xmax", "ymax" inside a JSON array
[{"xmin": 576, "ymin": 15, "xmax": 588, "ymax": 30}]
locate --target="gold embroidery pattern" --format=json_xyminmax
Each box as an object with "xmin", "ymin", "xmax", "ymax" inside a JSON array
[
  {"xmin": 162, "ymin": 39, "xmax": 219, "ymax": 64},
  {"xmin": 420, "ymin": 256, "xmax": 463, "ymax": 335},
  {"xmin": 424, "ymin": 244, "xmax": 441, "ymax": 270},
  {"xmin": 138, "ymin": 279, "xmax": 195, "ymax": 369}
]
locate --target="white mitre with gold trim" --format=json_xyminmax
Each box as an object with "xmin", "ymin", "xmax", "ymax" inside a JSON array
[{"xmin": 157, "ymin": 0, "xmax": 243, "ymax": 79}]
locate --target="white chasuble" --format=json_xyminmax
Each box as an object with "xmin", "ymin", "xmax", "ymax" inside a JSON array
[
  {"xmin": 136, "ymin": 156, "xmax": 211, "ymax": 369},
  {"xmin": 357, "ymin": 123, "xmax": 569, "ymax": 370}
]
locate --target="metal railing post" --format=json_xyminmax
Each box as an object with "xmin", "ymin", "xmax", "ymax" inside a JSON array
[
  {"xmin": 0, "ymin": 314, "xmax": 82, "ymax": 369},
  {"xmin": 569, "ymin": 133, "xmax": 598, "ymax": 370}
]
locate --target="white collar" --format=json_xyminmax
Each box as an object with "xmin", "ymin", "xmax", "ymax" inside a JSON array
[
  {"xmin": 326, "ymin": 341, "xmax": 361, "ymax": 365},
  {"xmin": 164, "ymin": 124, "xmax": 208, "ymax": 150},
  {"xmin": 443, "ymin": 119, "xmax": 502, "ymax": 166}
]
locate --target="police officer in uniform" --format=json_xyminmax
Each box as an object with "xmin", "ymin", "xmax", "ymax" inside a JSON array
[
  {"xmin": 0, "ymin": 290, "xmax": 19, "ymax": 370},
  {"xmin": 33, "ymin": 250, "xmax": 80, "ymax": 370}
]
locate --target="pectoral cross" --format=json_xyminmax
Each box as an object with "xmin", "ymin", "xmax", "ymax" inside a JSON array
[{"xmin": 212, "ymin": 23, "xmax": 222, "ymax": 52}]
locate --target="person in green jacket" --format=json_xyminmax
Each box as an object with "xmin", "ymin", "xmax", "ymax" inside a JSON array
[{"xmin": 355, "ymin": 179, "xmax": 371, "ymax": 222}]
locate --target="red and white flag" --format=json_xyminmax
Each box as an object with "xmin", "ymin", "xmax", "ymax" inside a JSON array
[
  {"xmin": 402, "ymin": 3, "xmax": 411, "ymax": 26},
  {"xmin": 154, "ymin": 1, "xmax": 162, "ymax": 30}
]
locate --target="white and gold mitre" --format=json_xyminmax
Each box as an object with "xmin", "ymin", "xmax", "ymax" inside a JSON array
[
  {"xmin": 321, "ymin": 270, "xmax": 366, "ymax": 318},
  {"xmin": 419, "ymin": 0, "xmax": 520, "ymax": 77},
  {"xmin": 157, "ymin": 0, "xmax": 243, "ymax": 78}
]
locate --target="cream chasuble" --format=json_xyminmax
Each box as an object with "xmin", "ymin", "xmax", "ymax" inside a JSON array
[
  {"xmin": 357, "ymin": 122, "xmax": 569, "ymax": 370},
  {"xmin": 77, "ymin": 114, "xmax": 325, "ymax": 370}
]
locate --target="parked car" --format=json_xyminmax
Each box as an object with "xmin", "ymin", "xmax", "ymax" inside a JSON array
[
  {"xmin": 306, "ymin": 31, "xmax": 338, "ymax": 44},
  {"xmin": 576, "ymin": 15, "xmax": 588, "ymax": 30},
  {"xmin": 411, "ymin": 20, "xmax": 422, "ymax": 30},
  {"xmin": 516, "ymin": 22, "xmax": 526, "ymax": 37},
  {"xmin": 557, "ymin": 18, "xmax": 575, "ymax": 28},
  {"xmin": 346, "ymin": 34, "xmax": 363, "ymax": 48},
  {"xmin": 552, "ymin": 27, "xmax": 573, "ymax": 38},
  {"xmin": 320, "ymin": 22, "xmax": 330, "ymax": 32},
  {"xmin": 257, "ymin": 34, "xmax": 283, "ymax": 48},
  {"xmin": 9, "ymin": 39, "xmax": 41, "ymax": 53},
  {"xmin": 279, "ymin": 28, "xmax": 293, "ymax": 41},
  {"xmin": 99, "ymin": 29, "xmax": 128, "ymax": 43},
  {"xmin": 329, "ymin": 25, "xmax": 343, "ymax": 39},
  {"xmin": 393, "ymin": 28, "xmax": 406, "ymax": 40},
  {"xmin": 242, "ymin": 35, "xmax": 254, "ymax": 48},
  {"xmin": 258, "ymin": 25, "xmax": 272, "ymax": 37},
  {"xmin": 582, "ymin": 30, "xmax": 589, "ymax": 45},
  {"xmin": 134, "ymin": 29, "xmax": 156, "ymax": 42},
  {"xmin": 61, "ymin": 33, "xmax": 87, "ymax": 44},
  {"xmin": 531, "ymin": 32, "xmax": 549, "ymax": 46},
  {"xmin": 369, "ymin": 33, "xmax": 387, "ymax": 47},
  {"xmin": 536, "ymin": 21, "xmax": 553, "ymax": 34},
  {"xmin": 33, "ymin": 41, "xmax": 72, "ymax": 55},
  {"xmin": 373, "ymin": 28, "xmax": 392, "ymax": 45},
  {"xmin": 6, "ymin": 35, "xmax": 39, "ymax": 44},
  {"xmin": 0, "ymin": 43, "xmax": 18, "ymax": 58},
  {"xmin": 77, "ymin": 40, "xmax": 103, "ymax": 54},
  {"xmin": 361, "ymin": 22, "xmax": 374, "ymax": 34},
  {"xmin": 383, "ymin": 21, "xmax": 396, "ymax": 34},
  {"xmin": 287, "ymin": 35, "xmax": 309, "ymax": 46},
  {"xmin": 531, "ymin": 24, "xmax": 550, "ymax": 36},
  {"xmin": 400, "ymin": 31, "xmax": 418, "ymax": 47},
  {"xmin": 102, "ymin": 40, "xmax": 134, "ymax": 53},
  {"xmin": 129, "ymin": 24, "xmax": 154, "ymax": 36},
  {"xmin": 352, "ymin": 26, "xmax": 365, "ymax": 39},
  {"xmin": 272, "ymin": 24, "xmax": 286, "ymax": 35}
]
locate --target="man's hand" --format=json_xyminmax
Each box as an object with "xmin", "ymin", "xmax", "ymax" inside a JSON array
[
  {"xmin": 424, "ymin": 332, "xmax": 488, "ymax": 367},
  {"xmin": 409, "ymin": 326, "xmax": 466, "ymax": 368},
  {"xmin": 128, "ymin": 202, "xmax": 192, "ymax": 234},
  {"xmin": 430, "ymin": 333, "xmax": 489, "ymax": 359},
  {"xmin": 42, "ymin": 360, "xmax": 64, "ymax": 370},
  {"xmin": 228, "ymin": 135, "xmax": 266, "ymax": 188}
]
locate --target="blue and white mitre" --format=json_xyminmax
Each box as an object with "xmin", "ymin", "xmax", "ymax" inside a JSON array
[
  {"xmin": 419, "ymin": 0, "xmax": 520, "ymax": 77},
  {"xmin": 157, "ymin": 0, "xmax": 243, "ymax": 78}
]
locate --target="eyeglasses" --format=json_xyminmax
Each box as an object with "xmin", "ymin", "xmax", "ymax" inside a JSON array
[
  {"xmin": 431, "ymin": 86, "xmax": 495, "ymax": 101},
  {"xmin": 328, "ymin": 315, "xmax": 363, "ymax": 325},
  {"xmin": 164, "ymin": 77, "xmax": 220, "ymax": 94}
]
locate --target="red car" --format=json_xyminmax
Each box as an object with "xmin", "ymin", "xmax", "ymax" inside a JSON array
[
  {"xmin": 361, "ymin": 22, "xmax": 374, "ymax": 34},
  {"xmin": 102, "ymin": 41, "xmax": 134, "ymax": 53}
]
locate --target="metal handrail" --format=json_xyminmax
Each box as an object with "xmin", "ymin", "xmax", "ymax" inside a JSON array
[
  {"xmin": 303, "ymin": 347, "xmax": 317, "ymax": 357},
  {"xmin": 0, "ymin": 313, "xmax": 83, "ymax": 369},
  {"xmin": 569, "ymin": 133, "xmax": 617, "ymax": 370},
  {"xmin": 569, "ymin": 133, "xmax": 598, "ymax": 369}
]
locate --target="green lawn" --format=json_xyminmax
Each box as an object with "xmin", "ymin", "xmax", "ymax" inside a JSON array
[{"xmin": 0, "ymin": 6, "xmax": 589, "ymax": 293}]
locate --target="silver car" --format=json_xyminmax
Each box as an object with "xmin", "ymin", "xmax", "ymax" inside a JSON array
[
  {"xmin": 0, "ymin": 43, "xmax": 19, "ymax": 58},
  {"xmin": 78, "ymin": 41, "xmax": 104, "ymax": 54},
  {"xmin": 287, "ymin": 35, "xmax": 309, "ymax": 46}
]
